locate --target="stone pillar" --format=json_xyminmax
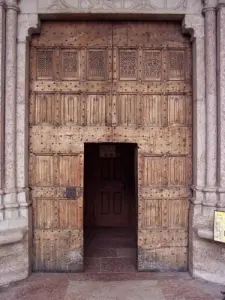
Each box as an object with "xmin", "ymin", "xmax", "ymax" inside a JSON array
[
  {"xmin": 217, "ymin": 1, "xmax": 225, "ymax": 207},
  {"xmin": 17, "ymin": 13, "xmax": 39, "ymax": 218},
  {"xmin": 4, "ymin": 0, "xmax": 19, "ymax": 219},
  {"xmin": 0, "ymin": 1, "xmax": 5, "ymax": 222},
  {"xmin": 202, "ymin": 0, "xmax": 217, "ymax": 207},
  {"xmin": 182, "ymin": 13, "xmax": 206, "ymax": 276},
  {"xmin": 183, "ymin": 15, "xmax": 206, "ymax": 206}
]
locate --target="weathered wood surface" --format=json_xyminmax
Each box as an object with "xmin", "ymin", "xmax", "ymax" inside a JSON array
[{"xmin": 30, "ymin": 21, "xmax": 192, "ymax": 271}]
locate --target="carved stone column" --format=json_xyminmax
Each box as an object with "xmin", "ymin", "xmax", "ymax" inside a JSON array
[
  {"xmin": 17, "ymin": 14, "xmax": 39, "ymax": 217},
  {"xmin": 182, "ymin": 15, "xmax": 206, "ymax": 206},
  {"xmin": 4, "ymin": 0, "xmax": 19, "ymax": 219},
  {"xmin": 182, "ymin": 14, "xmax": 206, "ymax": 276},
  {"xmin": 217, "ymin": 0, "xmax": 225, "ymax": 207},
  {"xmin": 202, "ymin": 0, "xmax": 217, "ymax": 207},
  {"xmin": 0, "ymin": 1, "xmax": 6, "ymax": 222}
]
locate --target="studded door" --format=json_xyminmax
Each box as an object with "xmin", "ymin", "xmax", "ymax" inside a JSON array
[
  {"xmin": 112, "ymin": 23, "xmax": 192, "ymax": 271},
  {"xmin": 29, "ymin": 21, "xmax": 192, "ymax": 272}
]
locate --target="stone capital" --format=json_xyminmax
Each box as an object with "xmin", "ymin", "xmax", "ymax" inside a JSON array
[
  {"xmin": 217, "ymin": 1, "xmax": 225, "ymax": 9},
  {"xmin": 202, "ymin": 0, "xmax": 217, "ymax": 12},
  {"xmin": 5, "ymin": 0, "xmax": 19, "ymax": 11}
]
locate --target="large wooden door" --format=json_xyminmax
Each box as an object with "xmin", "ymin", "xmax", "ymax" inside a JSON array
[
  {"xmin": 30, "ymin": 21, "xmax": 192, "ymax": 272},
  {"xmin": 95, "ymin": 149, "xmax": 129, "ymax": 227}
]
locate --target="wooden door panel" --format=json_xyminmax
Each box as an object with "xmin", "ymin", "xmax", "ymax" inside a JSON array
[
  {"xmin": 94, "ymin": 154, "xmax": 129, "ymax": 227},
  {"xmin": 30, "ymin": 22, "xmax": 112, "ymax": 272},
  {"xmin": 113, "ymin": 22, "xmax": 191, "ymax": 271}
]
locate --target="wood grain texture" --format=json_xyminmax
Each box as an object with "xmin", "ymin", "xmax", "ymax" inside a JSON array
[{"xmin": 30, "ymin": 21, "xmax": 192, "ymax": 271}]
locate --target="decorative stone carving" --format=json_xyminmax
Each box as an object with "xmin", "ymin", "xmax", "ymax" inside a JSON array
[{"xmin": 37, "ymin": 0, "xmax": 187, "ymax": 11}]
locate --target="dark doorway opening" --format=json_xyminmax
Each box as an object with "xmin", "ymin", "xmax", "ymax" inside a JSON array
[{"xmin": 84, "ymin": 143, "xmax": 138, "ymax": 272}]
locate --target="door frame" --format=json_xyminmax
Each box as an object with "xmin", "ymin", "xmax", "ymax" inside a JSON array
[{"xmin": 83, "ymin": 142, "xmax": 138, "ymax": 229}]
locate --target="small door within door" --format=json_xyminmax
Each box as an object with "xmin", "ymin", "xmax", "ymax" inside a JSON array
[{"xmin": 95, "ymin": 154, "xmax": 129, "ymax": 227}]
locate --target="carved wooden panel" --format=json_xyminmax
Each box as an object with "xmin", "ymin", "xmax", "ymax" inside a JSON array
[
  {"xmin": 168, "ymin": 50, "xmax": 185, "ymax": 80},
  {"xmin": 143, "ymin": 50, "xmax": 162, "ymax": 81},
  {"xmin": 61, "ymin": 49, "xmax": 79, "ymax": 80},
  {"xmin": 119, "ymin": 50, "xmax": 137, "ymax": 80},
  {"xmin": 36, "ymin": 49, "xmax": 54, "ymax": 79},
  {"xmin": 30, "ymin": 21, "xmax": 192, "ymax": 272},
  {"xmin": 87, "ymin": 50, "xmax": 107, "ymax": 80}
]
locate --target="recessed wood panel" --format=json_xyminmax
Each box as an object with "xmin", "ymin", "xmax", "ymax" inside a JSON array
[
  {"xmin": 143, "ymin": 199, "xmax": 188, "ymax": 229},
  {"xmin": 117, "ymin": 94, "xmax": 137, "ymax": 125},
  {"xmin": 143, "ymin": 50, "xmax": 162, "ymax": 81},
  {"xmin": 168, "ymin": 50, "xmax": 185, "ymax": 80},
  {"xmin": 168, "ymin": 157, "xmax": 187, "ymax": 185},
  {"xmin": 36, "ymin": 49, "xmax": 54, "ymax": 80},
  {"xmin": 143, "ymin": 157, "xmax": 167, "ymax": 186},
  {"xmin": 168, "ymin": 95, "xmax": 191, "ymax": 126},
  {"xmin": 31, "ymin": 93, "xmax": 56, "ymax": 125},
  {"xmin": 59, "ymin": 200, "xmax": 79, "ymax": 229},
  {"xmin": 61, "ymin": 49, "xmax": 79, "ymax": 80},
  {"xmin": 32, "ymin": 155, "xmax": 54, "ymax": 186},
  {"xmin": 86, "ymin": 94, "xmax": 108, "ymax": 126},
  {"xmin": 142, "ymin": 95, "xmax": 166, "ymax": 126},
  {"xmin": 87, "ymin": 50, "xmax": 107, "ymax": 80},
  {"xmin": 58, "ymin": 155, "xmax": 81, "ymax": 186},
  {"xmin": 119, "ymin": 49, "xmax": 137, "ymax": 80},
  {"xmin": 33, "ymin": 199, "xmax": 58, "ymax": 229},
  {"xmin": 60, "ymin": 94, "xmax": 82, "ymax": 124}
]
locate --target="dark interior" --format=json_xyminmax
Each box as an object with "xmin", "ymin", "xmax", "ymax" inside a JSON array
[{"xmin": 83, "ymin": 143, "xmax": 138, "ymax": 271}]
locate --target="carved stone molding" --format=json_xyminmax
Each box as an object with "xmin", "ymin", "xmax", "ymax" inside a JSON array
[
  {"xmin": 5, "ymin": 0, "xmax": 19, "ymax": 11},
  {"xmin": 37, "ymin": 0, "xmax": 187, "ymax": 12},
  {"xmin": 202, "ymin": 0, "xmax": 217, "ymax": 11}
]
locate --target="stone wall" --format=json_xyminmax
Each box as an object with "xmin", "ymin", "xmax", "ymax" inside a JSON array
[{"xmin": 0, "ymin": 0, "xmax": 225, "ymax": 286}]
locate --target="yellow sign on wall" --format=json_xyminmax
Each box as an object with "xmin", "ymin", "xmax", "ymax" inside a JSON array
[{"xmin": 214, "ymin": 211, "xmax": 225, "ymax": 243}]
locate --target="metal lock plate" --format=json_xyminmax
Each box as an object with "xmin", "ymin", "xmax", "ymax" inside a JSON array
[{"xmin": 65, "ymin": 187, "xmax": 76, "ymax": 199}]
